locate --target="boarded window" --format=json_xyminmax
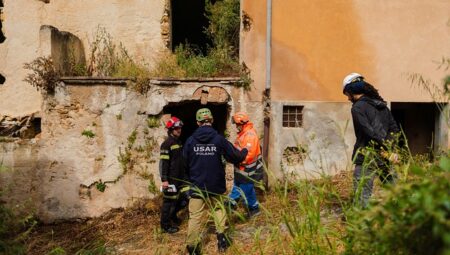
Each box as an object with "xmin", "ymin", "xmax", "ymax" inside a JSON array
[{"xmin": 282, "ymin": 105, "xmax": 303, "ymax": 128}]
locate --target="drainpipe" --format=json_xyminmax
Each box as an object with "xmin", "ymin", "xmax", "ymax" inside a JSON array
[{"xmin": 262, "ymin": 0, "xmax": 272, "ymax": 189}]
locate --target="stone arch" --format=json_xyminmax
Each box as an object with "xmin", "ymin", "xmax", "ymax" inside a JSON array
[{"xmin": 192, "ymin": 86, "xmax": 231, "ymax": 104}]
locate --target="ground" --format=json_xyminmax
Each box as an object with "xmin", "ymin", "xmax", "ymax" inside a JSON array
[{"xmin": 24, "ymin": 171, "xmax": 353, "ymax": 255}]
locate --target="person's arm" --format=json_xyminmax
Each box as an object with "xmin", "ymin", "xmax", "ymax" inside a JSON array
[
  {"xmin": 223, "ymin": 137, "xmax": 248, "ymax": 165},
  {"xmin": 159, "ymin": 141, "xmax": 170, "ymax": 188}
]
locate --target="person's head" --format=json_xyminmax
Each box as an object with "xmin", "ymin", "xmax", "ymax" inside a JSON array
[
  {"xmin": 165, "ymin": 116, "xmax": 183, "ymax": 137},
  {"xmin": 232, "ymin": 112, "xmax": 250, "ymax": 132},
  {"xmin": 196, "ymin": 108, "xmax": 213, "ymax": 126},
  {"xmin": 342, "ymin": 73, "xmax": 385, "ymax": 103}
]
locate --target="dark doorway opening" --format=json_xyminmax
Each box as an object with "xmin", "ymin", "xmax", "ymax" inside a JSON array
[
  {"xmin": 391, "ymin": 103, "xmax": 439, "ymax": 155},
  {"xmin": 170, "ymin": 0, "xmax": 212, "ymax": 54},
  {"xmin": 163, "ymin": 101, "xmax": 229, "ymax": 143}
]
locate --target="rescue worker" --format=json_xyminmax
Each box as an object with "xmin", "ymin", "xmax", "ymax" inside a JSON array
[
  {"xmin": 183, "ymin": 108, "xmax": 248, "ymax": 255},
  {"xmin": 342, "ymin": 73, "xmax": 400, "ymax": 208},
  {"xmin": 159, "ymin": 116, "xmax": 189, "ymax": 234},
  {"xmin": 228, "ymin": 111, "xmax": 263, "ymax": 217}
]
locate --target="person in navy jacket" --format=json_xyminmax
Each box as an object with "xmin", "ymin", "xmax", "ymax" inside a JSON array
[{"xmin": 183, "ymin": 108, "xmax": 247, "ymax": 255}]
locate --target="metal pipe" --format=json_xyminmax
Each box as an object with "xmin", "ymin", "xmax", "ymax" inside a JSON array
[{"xmin": 262, "ymin": 0, "xmax": 272, "ymax": 189}]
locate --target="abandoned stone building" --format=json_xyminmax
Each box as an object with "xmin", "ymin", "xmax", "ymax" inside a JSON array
[{"xmin": 0, "ymin": 0, "xmax": 449, "ymax": 222}]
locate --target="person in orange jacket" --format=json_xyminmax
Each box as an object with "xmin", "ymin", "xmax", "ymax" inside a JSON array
[{"xmin": 228, "ymin": 111, "xmax": 263, "ymax": 217}]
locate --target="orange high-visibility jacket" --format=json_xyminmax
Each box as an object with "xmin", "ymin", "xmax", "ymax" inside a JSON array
[{"xmin": 234, "ymin": 122, "xmax": 261, "ymax": 170}]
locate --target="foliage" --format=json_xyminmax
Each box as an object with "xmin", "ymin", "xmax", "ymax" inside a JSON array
[
  {"xmin": 81, "ymin": 130, "xmax": 95, "ymax": 139},
  {"xmin": 205, "ymin": 0, "xmax": 240, "ymax": 58},
  {"xmin": 147, "ymin": 116, "xmax": 160, "ymax": 128},
  {"xmin": 95, "ymin": 181, "xmax": 106, "ymax": 193},
  {"xmin": 149, "ymin": 0, "xmax": 253, "ymax": 89},
  {"xmin": 87, "ymin": 27, "xmax": 151, "ymax": 94},
  {"xmin": 23, "ymin": 57, "xmax": 60, "ymax": 94},
  {"xmin": 345, "ymin": 156, "xmax": 450, "ymax": 255}
]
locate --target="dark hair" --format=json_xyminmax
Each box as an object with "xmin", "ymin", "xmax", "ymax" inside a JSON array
[
  {"xmin": 363, "ymin": 82, "xmax": 385, "ymax": 102},
  {"xmin": 345, "ymin": 81, "xmax": 385, "ymax": 102}
]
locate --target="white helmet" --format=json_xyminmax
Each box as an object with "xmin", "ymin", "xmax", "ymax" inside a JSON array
[{"xmin": 342, "ymin": 73, "xmax": 364, "ymax": 90}]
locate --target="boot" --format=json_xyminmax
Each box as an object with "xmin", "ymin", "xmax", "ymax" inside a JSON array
[
  {"xmin": 187, "ymin": 244, "xmax": 202, "ymax": 255},
  {"xmin": 217, "ymin": 233, "xmax": 231, "ymax": 252},
  {"xmin": 161, "ymin": 225, "xmax": 179, "ymax": 234}
]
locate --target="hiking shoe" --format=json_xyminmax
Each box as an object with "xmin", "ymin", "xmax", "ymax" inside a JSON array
[
  {"xmin": 217, "ymin": 233, "xmax": 231, "ymax": 252},
  {"xmin": 161, "ymin": 226, "xmax": 179, "ymax": 234},
  {"xmin": 247, "ymin": 207, "xmax": 261, "ymax": 218}
]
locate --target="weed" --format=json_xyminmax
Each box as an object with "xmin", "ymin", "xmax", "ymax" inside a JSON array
[
  {"xmin": 147, "ymin": 116, "xmax": 160, "ymax": 128},
  {"xmin": 116, "ymin": 114, "xmax": 122, "ymax": 120},
  {"xmin": 127, "ymin": 130, "xmax": 138, "ymax": 149},
  {"xmin": 95, "ymin": 181, "xmax": 106, "ymax": 193},
  {"xmin": 23, "ymin": 56, "xmax": 60, "ymax": 94},
  {"xmin": 81, "ymin": 130, "xmax": 95, "ymax": 138}
]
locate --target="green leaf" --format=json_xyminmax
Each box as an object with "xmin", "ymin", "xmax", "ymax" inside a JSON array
[
  {"xmin": 439, "ymin": 156, "xmax": 450, "ymax": 172},
  {"xmin": 410, "ymin": 164, "xmax": 424, "ymax": 175}
]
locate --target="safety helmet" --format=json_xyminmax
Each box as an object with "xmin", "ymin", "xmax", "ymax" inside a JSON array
[
  {"xmin": 342, "ymin": 73, "xmax": 364, "ymax": 90},
  {"xmin": 232, "ymin": 112, "xmax": 249, "ymax": 125},
  {"xmin": 196, "ymin": 108, "xmax": 213, "ymax": 122},
  {"xmin": 165, "ymin": 116, "xmax": 183, "ymax": 129}
]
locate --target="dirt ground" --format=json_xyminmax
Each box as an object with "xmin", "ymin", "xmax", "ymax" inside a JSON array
[{"xmin": 24, "ymin": 171, "xmax": 353, "ymax": 255}]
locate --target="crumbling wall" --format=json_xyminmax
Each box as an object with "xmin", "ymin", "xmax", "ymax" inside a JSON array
[
  {"xmin": 270, "ymin": 101, "xmax": 355, "ymax": 181},
  {"xmin": 0, "ymin": 79, "xmax": 249, "ymax": 222}
]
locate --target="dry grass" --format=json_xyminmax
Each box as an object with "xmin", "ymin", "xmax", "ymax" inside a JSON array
[{"xmin": 24, "ymin": 171, "xmax": 353, "ymax": 255}]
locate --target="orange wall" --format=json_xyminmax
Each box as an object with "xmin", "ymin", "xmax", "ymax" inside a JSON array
[{"xmin": 242, "ymin": 0, "xmax": 450, "ymax": 102}]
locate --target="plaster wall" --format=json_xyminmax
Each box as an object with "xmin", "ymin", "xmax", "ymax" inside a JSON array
[
  {"xmin": 0, "ymin": 0, "xmax": 166, "ymax": 117},
  {"xmin": 0, "ymin": 81, "xmax": 257, "ymax": 221},
  {"xmin": 269, "ymin": 101, "xmax": 355, "ymax": 181},
  {"xmin": 242, "ymin": 0, "xmax": 450, "ymax": 102}
]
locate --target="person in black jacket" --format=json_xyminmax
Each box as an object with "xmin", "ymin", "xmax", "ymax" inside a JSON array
[
  {"xmin": 183, "ymin": 108, "xmax": 248, "ymax": 255},
  {"xmin": 159, "ymin": 116, "xmax": 188, "ymax": 234},
  {"xmin": 342, "ymin": 73, "xmax": 400, "ymax": 207}
]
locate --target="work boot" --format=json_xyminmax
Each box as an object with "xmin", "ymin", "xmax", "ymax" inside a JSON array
[
  {"xmin": 247, "ymin": 207, "xmax": 261, "ymax": 218},
  {"xmin": 161, "ymin": 225, "xmax": 179, "ymax": 234},
  {"xmin": 217, "ymin": 233, "xmax": 231, "ymax": 253},
  {"xmin": 187, "ymin": 244, "xmax": 202, "ymax": 255}
]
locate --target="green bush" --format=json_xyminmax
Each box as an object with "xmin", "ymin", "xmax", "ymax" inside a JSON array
[{"xmin": 345, "ymin": 156, "xmax": 450, "ymax": 255}]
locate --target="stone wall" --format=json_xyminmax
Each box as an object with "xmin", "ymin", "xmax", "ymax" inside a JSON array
[{"xmin": 0, "ymin": 79, "xmax": 256, "ymax": 222}]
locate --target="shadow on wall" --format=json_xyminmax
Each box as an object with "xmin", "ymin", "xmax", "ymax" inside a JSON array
[{"xmin": 40, "ymin": 25, "xmax": 86, "ymax": 76}]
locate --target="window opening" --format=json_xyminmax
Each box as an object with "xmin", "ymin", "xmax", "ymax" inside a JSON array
[
  {"xmin": 170, "ymin": 0, "xmax": 212, "ymax": 54},
  {"xmin": 0, "ymin": 74, "xmax": 5, "ymax": 85},
  {"xmin": 282, "ymin": 105, "xmax": 304, "ymax": 128},
  {"xmin": 391, "ymin": 102, "xmax": 438, "ymax": 155}
]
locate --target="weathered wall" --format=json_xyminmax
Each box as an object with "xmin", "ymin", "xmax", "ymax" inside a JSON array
[
  {"xmin": 269, "ymin": 102, "xmax": 355, "ymax": 181},
  {"xmin": 0, "ymin": 0, "xmax": 166, "ymax": 117},
  {"xmin": 0, "ymin": 80, "xmax": 256, "ymax": 221},
  {"xmin": 242, "ymin": 0, "xmax": 450, "ymax": 102}
]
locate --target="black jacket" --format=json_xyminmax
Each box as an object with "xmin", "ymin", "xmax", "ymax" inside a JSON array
[
  {"xmin": 159, "ymin": 135, "xmax": 187, "ymax": 187},
  {"xmin": 351, "ymin": 97, "xmax": 400, "ymax": 165},
  {"xmin": 183, "ymin": 125, "xmax": 248, "ymax": 195}
]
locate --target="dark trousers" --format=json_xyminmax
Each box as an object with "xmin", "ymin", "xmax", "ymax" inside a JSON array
[{"xmin": 160, "ymin": 191, "xmax": 188, "ymax": 228}]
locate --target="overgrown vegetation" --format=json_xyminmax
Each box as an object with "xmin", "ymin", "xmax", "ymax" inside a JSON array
[
  {"xmin": 23, "ymin": 57, "xmax": 60, "ymax": 94},
  {"xmin": 24, "ymin": 0, "xmax": 251, "ymax": 94},
  {"xmin": 151, "ymin": 0, "xmax": 252, "ymax": 89}
]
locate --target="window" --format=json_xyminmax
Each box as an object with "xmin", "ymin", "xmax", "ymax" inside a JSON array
[
  {"xmin": 282, "ymin": 105, "xmax": 303, "ymax": 128},
  {"xmin": 170, "ymin": 0, "xmax": 211, "ymax": 54}
]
